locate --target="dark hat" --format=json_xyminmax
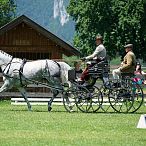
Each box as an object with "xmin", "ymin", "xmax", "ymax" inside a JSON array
[
  {"xmin": 124, "ymin": 44, "xmax": 133, "ymax": 48},
  {"xmin": 96, "ymin": 35, "xmax": 103, "ymax": 40}
]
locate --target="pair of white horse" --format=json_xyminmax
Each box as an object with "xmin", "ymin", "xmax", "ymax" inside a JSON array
[{"xmin": 0, "ymin": 50, "xmax": 71, "ymax": 111}]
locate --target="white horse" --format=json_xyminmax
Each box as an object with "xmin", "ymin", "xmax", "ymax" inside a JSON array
[{"xmin": 0, "ymin": 50, "xmax": 71, "ymax": 111}]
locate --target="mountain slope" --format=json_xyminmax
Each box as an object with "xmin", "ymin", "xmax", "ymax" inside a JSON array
[{"xmin": 15, "ymin": 0, "xmax": 75, "ymax": 44}]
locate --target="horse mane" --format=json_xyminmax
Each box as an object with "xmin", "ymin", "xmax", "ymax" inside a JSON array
[{"xmin": 0, "ymin": 50, "xmax": 13, "ymax": 58}]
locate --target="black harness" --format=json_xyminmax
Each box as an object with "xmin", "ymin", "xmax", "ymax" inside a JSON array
[
  {"xmin": 53, "ymin": 60, "xmax": 61, "ymax": 77},
  {"xmin": 2, "ymin": 57, "xmax": 13, "ymax": 77},
  {"xmin": 19, "ymin": 58, "xmax": 27, "ymax": 87},
  {"xmin": 2, "ymin": 58, "xmax": 61, "ymax": 87}
]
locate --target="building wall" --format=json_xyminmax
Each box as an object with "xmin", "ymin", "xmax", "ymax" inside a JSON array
[{"xmin": 0, "ymin": 22, "xmax": 63, "ymax": 60}]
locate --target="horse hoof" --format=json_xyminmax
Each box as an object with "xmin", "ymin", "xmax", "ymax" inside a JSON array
[
  {"xmin": 28, "ymin": 106, "xmax": 32, "ymax": 111},
  {"xmin": 28, "ymin": 108, "xmax": 32, "ymax": 111},
  {"xmin": 48, "ymin": 106, "xmax": 52, "ymax": 112}
]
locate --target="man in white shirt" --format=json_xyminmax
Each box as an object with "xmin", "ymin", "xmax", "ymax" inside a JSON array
[
  {"xmin": 80, "ymin": 35, "xmax": 107, "ymax": 82},
  {"xmin": 85, "ymin": 36, "xmax": 106, "ymax": 61}
]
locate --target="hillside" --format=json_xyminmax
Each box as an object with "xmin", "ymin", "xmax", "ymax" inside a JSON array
[{"xmin": 15, "ymin": 0, "xmax": 75, "ymax": 44}]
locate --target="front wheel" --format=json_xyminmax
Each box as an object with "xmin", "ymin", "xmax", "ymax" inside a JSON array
[
  {"xmin": 63, "ymin": 84, "xmax": 92, "ymax": 113},
  {"xmin": 75, "ymin": 85, "xmax": 92, "ymax": 113},
  {"xmin": 63, "ymin": 88, "xmax": 77, "ymax": 112}
]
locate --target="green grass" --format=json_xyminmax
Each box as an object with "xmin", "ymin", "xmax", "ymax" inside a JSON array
[{"xmin": 0, "ymin": 100, "xmax": 146, "ymax": 146}]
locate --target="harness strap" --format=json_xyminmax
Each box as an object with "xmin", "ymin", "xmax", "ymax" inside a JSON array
[
  {"xmin": 19, "ymin": 58, "xmax": 27, "ymax": 87},
  {"xmin": 2, "ymin": 57, "xmax": 13, "ymax": 75},
  {"xmin": 53, "ymin": 60, "xmax": 61, "ymax": 77}
]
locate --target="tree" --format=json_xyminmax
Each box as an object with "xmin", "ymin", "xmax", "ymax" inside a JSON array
[
  {"xmin": 67, "ymin": 0, "xmax": 114, "ymax": 57},
  {"xmin": 112, "ymin": 0, "xmax": 145, "ymax": 59},
  {"xmin": 68, "ymin": 0, "xmax": 146, "ymax": 60},
  {"xmin": 0, "ymin": 0, "xmax": 16, "ymax": 27}
]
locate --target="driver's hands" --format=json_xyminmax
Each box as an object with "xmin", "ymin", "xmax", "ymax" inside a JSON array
[{"xmin": 81, "ymin": 57, "xmax": 86, "ymax": 61}]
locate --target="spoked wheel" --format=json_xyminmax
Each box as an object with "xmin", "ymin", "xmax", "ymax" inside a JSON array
[
  {"xmin": 75, "ymin": 85, "xmax": 92, "ymax": 113},
  {"xmin": 108, "ymin": 79, "xmax": 134, "ymax": 113},
  {"xmin": 125, "ymin": 79, "xmax": 144, "ymax": 113},
  {"xmin": 97, "ymin": 79, "xmax": 113, "ymax": 112},
  {"xmin": 99, "ymin": 86, "xmax": 112, "ymax": 112},
  {"xmin": 87, "ymin": 86, "xmax": 103, "ymax": 113},
  {"xmin": 63, "ymin": 87, "xmax": 77, "ymax": 112}
]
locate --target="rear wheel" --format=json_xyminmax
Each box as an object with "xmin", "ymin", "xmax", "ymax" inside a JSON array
[
  {"xmin": 125, "ymin": 79, "xmax": 144, "ymax": 113},
  {"xmin": 108, "ymin": 79, "xmax": 134, "ymax": 113}
]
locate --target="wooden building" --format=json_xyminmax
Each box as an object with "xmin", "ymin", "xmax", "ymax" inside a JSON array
[
  {"xmin": 0, "ymin": 15, "xmax": 80, "ymax": 60},
  {"xmin": 0, "ymin": 15, "xmax": 80, "ymax": 102}
]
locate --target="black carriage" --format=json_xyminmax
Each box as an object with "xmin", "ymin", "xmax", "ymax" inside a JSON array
[{"xmin": 63, "ymin": 59, "xmax": 144, "ymax": 113}]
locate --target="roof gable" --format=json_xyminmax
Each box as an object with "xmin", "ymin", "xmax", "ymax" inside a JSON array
[{"xmin": 0, "ymin": 15, "xmax": 80, "ymax": 56}]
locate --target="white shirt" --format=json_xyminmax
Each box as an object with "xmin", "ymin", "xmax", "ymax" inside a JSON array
[{"xmin": 85, "ymin": 44, "xmax": 106, "ymax": 60}]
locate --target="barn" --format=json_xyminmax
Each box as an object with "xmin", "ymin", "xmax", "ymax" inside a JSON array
[{"xmin": 0, "ymin": 15, "xmax": 80, "ymax": 60}]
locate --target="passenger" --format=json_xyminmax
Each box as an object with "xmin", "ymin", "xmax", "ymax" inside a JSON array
[
  {"xmin": 112, "ymin": 44, "xmax": 136, "ymax": 81},
  {"xmin": 133, "ymin": 62, "xmax": 146, "ymax": 85},
  {"xmin": 74, "ymin": 61, "xmax": 83, "ymax": 79}
]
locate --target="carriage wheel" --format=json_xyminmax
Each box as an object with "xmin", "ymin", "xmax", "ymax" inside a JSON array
[
  {"xmin": 108, "ymin": 79, "xmax": 134, "ymax": 113},
  {"xmin": 63, "ymin": 87, "xmax": 77, "ymax": 112},
  {"xmin": 63, "ymin": 92, "xmax": 77, "ymax": 112},
  {"xmin": 87, "ymin": 86, "xmax": 103, "ymax": 113},
  {"xmin": 99, "ymin": 86, "xmax": 113, "ymax": 112},
  {"xmin": 125, "ymin": 79, "xmax": 144, "ymax": 113},
  {"xmin": 96, "ymin": 78, "xmax": 113, "ymax": 112},
  {"xmin": 75, "ymin": 85, "xmax": 92, "ymax": 113},
  {"xmin": 108, "ymin": 88, "xmax": 133, "ymax": 113}
]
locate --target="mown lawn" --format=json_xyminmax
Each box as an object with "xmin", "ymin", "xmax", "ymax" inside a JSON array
[{"xmin": 0, "ymin": 100, "xmax": 146, "ymax": 146}]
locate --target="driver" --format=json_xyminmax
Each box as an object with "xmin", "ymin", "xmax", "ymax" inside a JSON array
[{"xmin": 79, "ymin": 35, "xmax": 107, "ymax": 83}]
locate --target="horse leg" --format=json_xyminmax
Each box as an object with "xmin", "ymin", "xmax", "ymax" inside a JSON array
[
  {"xmin": 18, "ymin": 87, "xmax": 32, "ymax": 111},
  {"xmin": 0, "ymin": 83, "xmax": 9, "ymax": 93},
  {"xmin": 48, "ymin": 89, "xmax": 59, "ymax": 112},
  {"xmin": 0, "ymin": 79, "xmax": 12, "ymax": 93}
]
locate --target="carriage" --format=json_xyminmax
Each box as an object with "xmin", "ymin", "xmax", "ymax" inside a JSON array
[
  {"xmin": 0, "ymin": 50, "xmax": 144, "ymax": 113},
  {"xmin": 63, "ymin": 59, "xmax": 144, "ymax": 113}
]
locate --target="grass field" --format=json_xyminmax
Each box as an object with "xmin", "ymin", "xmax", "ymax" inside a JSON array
[{"xmin": 0, "ymin": 100, "xmax": 146, "ymax": 146}]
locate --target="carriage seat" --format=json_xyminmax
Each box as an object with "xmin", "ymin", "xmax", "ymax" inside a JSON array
[{"xmin": 88, "ymin": 60, "xmax": 110, "ymax": 75}]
